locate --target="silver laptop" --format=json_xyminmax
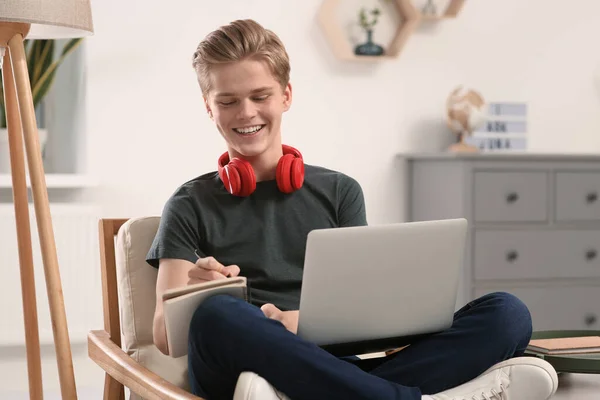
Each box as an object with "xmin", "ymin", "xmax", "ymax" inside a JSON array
[{"xmin": 297, "ymin": 218, "xmax": 468, "ymax": 356}]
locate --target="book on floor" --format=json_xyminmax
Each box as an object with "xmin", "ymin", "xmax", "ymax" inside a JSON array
[
  {"xmin": 527, "ymin": 336, "xmax": 600, "ymax": 355},
  {"xmin": 162, "ymin": 277, "xmax": 248, "ymax": 358}
]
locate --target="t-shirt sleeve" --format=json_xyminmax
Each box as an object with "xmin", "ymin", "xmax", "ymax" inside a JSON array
[
  {"xmin": 146, "ymin": 187, "xmax": 202, "ymax": 268},
  {"xmin": 337, "ymin": 175, "xmax": 368, "ymax": 227}
]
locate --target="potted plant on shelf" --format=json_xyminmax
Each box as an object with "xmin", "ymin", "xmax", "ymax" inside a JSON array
[
  {"xmin": 355, "ymin": 6, "xmax": 385, "ymax": 56},
  {"xmin": 0, "ymin": 38, "xmax": 83, "ymax": 173},
  {"xmin": 354, "ymin": 0, "xmax": 394, "ymax": 57}
]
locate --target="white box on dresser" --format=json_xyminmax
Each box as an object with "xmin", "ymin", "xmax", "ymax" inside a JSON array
[{"xmin": 400, "ymin": 153, "xmax": 600, "ymax": 332}]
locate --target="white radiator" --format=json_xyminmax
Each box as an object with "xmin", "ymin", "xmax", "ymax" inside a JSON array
[{"xmin": 0, "ymin": 203, "xmax": 103, "ymax": 346}]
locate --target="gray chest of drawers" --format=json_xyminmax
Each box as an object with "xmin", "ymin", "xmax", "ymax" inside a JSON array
[{"xmin": 401, "ymin": 153, "xmax": 600, "ymax": 332}]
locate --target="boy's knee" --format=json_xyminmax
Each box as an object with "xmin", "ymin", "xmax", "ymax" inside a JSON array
[
  {"xmin": 492, "ymin": 292, "xmax": 531, "ymax": 322},
  {"xmin": 486, "ymin": 292, "xmax": 532, "ymax": 344},
  {"xmin": 190, "ymin": 294, "xmax": 241, "ymax": 335}
]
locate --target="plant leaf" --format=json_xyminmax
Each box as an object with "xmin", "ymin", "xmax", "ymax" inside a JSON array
[
  {"xmin": 32, "ymin": 38, "xmax": 83, "ymax": 108},
  {"xmin": 34, "ymin": 40, "xmax": 54, "ymax": 89}
]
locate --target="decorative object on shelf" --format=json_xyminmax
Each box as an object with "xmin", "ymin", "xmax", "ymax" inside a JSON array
[
  {"xmin": 355, "ymin": 5, "xmax": 385, "ymax": 56},
  {"xmin": 0, "ymin": 38, "xmax": 83, "ymax": 173},
  {"xmin": 418, "ymin": 0, "xmax": 466, "ymax": 20},
  {"xmin": 445, "ymin": 85, "xmax": 487, "ymax": 153},
  {"xmin": 318, "ymin": 0, "xmax": 420, "ymax": 61},
  {"xmin": 464, "ymin": 102, "xmax": 529, "ymax": 152},
  {"xmin": 421, "ymin": 0, "xmax": 438, "ymax": 16},
  {"xmin": 0, "ymin": 1, "xmax": 93, "ymax": 399}
]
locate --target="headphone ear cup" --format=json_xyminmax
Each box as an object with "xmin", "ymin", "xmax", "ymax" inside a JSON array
[
  {"xmin": 231, "ymin": 158, "xmax": 256, "ymax": 197},
  {"xmin": 221, "ymin": 164, "xmax": 241, "ymax": 195},
  {"xmin": 290, "ymin": 158, "xmax": 305, "ymax": 190},
  {"xmin": 276, "ymin": 154, "xmax": 294, "ymax": 193}
]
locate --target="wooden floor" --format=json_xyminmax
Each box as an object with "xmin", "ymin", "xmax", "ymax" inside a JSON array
[
  {"xmin": 1, "ymin": 374, "xmax": 600, "ymax": 399},
  {"xmin": 1, "ymin": 348, "xmax": 599, "ymax": 399},
  {"xmin": 553, "ymin": 373, "xmax": 600, "ymax": 399}
]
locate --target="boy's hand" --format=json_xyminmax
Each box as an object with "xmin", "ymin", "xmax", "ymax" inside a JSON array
[
  {"xmin": 188, "ymin": 256, "xmax": 240, "ymax": 284},
  {"xmin": 261, "ymin": 303, "xmax": 299, "ymax": 334}
]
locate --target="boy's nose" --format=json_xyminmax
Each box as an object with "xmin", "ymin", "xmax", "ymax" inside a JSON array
[{"xmin": 237, "ymin": 100, "xmax": 257, "ymax": 120}]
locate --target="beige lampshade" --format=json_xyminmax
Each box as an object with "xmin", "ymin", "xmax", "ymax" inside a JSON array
[{"xmin": 0, "ymin": 0, "xmax": 93, "ymax": 39}]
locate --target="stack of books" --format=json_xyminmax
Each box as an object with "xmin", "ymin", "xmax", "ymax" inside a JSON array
[{"xmin": 527, "ymin": 336, "xmax": 600, "ymax": 356}]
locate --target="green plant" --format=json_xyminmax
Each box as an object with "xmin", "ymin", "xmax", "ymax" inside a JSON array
[
  {"xmin": 358, "ymin": 0, "xmax": 392, "ymax": 31},
  {"xmin": 359, "ymin": 7, "xmax": 381, "ymax": 30},
  {"xmin": 0, "ymin": 38, "xmax": 84, "ymax": 128}
]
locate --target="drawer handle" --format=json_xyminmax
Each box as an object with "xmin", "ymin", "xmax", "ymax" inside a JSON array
[
  {"xmin": 506, "ymin": 250, "xmax": 519, "ymax": 263},
  {"xmin": 506, "ymin": 192, "xmax": 519, "ymax": 204},
  {"xmin": 586, "ymin": 249, "xmax": 598, "ymax": 261},
  {"xmin": 587, "ymin": 192, "xmax": 598, "ymax": 204},
  {"xmin": 585, "ymin": 314, "xmax": 597, "ymax": 326}
]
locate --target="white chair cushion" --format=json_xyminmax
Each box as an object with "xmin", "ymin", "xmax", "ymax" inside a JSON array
[{"xmin": 115, "ymin": 216, "xmax": 190, "ymax": 398}]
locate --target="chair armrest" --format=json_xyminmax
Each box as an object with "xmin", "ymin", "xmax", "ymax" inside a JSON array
[{"xmin": 88, "ymin": 330, "xmax": 204, "ymax": 400}]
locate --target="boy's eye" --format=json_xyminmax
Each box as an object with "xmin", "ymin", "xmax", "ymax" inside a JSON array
[{"xmin": 218, "ymin": 94, "xmax": 269, "ymax": 106}]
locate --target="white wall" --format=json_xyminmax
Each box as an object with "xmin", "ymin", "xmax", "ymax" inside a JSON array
[
  {"xmin": 85, "ymin": 0, "xmax": 600, "ymax": 224},
  {"xmin": 4, "ymin": 0, "xmax": 600, "ymax": 397},
  {"xmin": 87, "ymin": 0, "xmax": 600, "ymax": 223}
]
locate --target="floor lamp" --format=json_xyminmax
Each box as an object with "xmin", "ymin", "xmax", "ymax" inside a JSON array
[{"xmin": 0, "ymin": 2, "xmax": 93, "ymax": 399}]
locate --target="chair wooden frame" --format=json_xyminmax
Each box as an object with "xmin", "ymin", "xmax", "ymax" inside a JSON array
[
  {"xmin": 88, "ymin": 218, "xmax": 404, "ymax": 399},
  {"xmin": 88, "ymin": 218, "xmax": 203, "ymax": 400}
]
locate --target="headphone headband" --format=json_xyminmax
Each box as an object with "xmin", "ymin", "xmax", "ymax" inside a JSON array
[
  {"xmin": 217, "ymin": 145, "xmax": 304, "ymax": 196},
  {"xmin": 218, "ymin": 144, "xmax": 302, "ymax": 168}
]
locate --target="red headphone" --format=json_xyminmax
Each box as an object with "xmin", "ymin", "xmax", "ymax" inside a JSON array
[{"xmin": 218, "ymin": 145, "xmax": 305, "ymax": 197}]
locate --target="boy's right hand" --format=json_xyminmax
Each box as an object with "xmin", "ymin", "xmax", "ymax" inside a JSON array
[{"xmin": 188, "ymin": 256, "xmax": 240, "ymax": 284}]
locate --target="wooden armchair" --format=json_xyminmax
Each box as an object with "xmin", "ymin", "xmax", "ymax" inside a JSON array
[
  {"xmin": 87, "ymin": 217, "xmax": 402, "ymax": 400},
  {"xmin": 88, "ymin": 217, "xmax": 203, "ymax": 400}
]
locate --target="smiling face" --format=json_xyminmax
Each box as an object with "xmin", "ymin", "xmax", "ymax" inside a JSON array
[{"xmin": 204, "ymin": 57, "xmax": 292, "ymax": 163}]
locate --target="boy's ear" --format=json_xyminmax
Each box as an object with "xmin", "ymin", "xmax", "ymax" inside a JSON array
[
  {"xmin": 283, "ymin": 82, "xmax": 293, "ymax": 112},
  {"xmin": 204, "ymin": 96, "xmax": 213, "ymax": 119}
]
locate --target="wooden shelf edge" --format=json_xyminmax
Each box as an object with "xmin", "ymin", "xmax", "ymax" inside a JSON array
[
  {"xmin": 318, "ymin": 0, "xmax": 421, "ymax": 63},
  {"xmin": 342, "ymin": 54, "xmax": 397, "ymax": 62},
  {"xmin": 0, "ymin": 173, "xmax": 98, "ymax": 188},
  {"xmin": 317, "ymin": 0, "xmax": 466, "ymax": 61}
]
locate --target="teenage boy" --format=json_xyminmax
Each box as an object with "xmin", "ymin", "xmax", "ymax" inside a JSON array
[{"xmin": 147, "ymin": 19, "xmax": 557, "ymax": 400}]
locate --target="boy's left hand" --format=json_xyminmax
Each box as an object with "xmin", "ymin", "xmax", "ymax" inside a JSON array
[{"xmin": 261, "ymin": 303, "xmax": 299, "ymax": 334}]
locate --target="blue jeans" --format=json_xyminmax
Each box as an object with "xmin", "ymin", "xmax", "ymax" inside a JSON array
[{"xmin": 187, "ymin": 292, "xmax": 532, "ymax": 400}]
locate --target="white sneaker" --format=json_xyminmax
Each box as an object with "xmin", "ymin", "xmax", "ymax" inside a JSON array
[
  {"xmin": 423, "ymin": 356, "xmax": 558, "ymax": 400},
  {"xmin": 233, "ymin": 371, "xmax": 290, "ymax": 400}
]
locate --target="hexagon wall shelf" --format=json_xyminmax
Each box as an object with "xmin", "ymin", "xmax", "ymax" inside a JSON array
[
  {"xmin": 419, "ymin": 0, "xmax": 466, "ymax": 20},
  {"xmin": 317, "ymin": 0, "xmax": 420, "ymax": 61}
]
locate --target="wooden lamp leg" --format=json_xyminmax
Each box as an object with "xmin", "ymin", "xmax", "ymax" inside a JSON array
[
  {"xmin": 7, "ymin": 33, "xmax": 78, "ymax": 399},
  {"xmin": 2, "ymin": 47, "xmax": 44, "ymax": 400}
]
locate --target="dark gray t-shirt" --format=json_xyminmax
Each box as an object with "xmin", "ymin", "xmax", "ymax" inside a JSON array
[{"xmin": 146, "ymin": 164, "xmax": 367, "ymax": 311}]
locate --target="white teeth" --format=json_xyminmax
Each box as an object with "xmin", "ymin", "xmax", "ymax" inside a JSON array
[{"xmin": 234, "ymin": 125, "xmax": 263, "ymax": 134}]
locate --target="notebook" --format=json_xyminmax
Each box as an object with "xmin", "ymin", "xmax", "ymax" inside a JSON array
[
  {"xmin": 162, "ymin": 277, "xmax": 248, "ymax": 358},
  {"xmin": 527, "ymin": 336, "xmax": 600, "ymax": 355}
]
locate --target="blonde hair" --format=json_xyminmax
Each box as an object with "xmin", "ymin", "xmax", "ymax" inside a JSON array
[{"xmin": 192, "ymin": 19, "xmax": 291, "ymax": 96}]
